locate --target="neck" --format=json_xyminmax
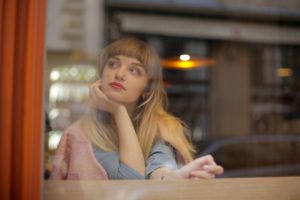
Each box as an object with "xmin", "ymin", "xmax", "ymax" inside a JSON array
[{"xmin": 124, "ymin": 102, "xmax": 137, "ymax": 119}]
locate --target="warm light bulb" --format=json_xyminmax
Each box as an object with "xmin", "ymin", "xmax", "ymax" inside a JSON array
[
  {"xmin": 277, "ymin": 68, "xmax": 292, "ymax": 77},
  {"xmin": 179, "ymin": 54, "xmax": 191, "ymax": 61}
]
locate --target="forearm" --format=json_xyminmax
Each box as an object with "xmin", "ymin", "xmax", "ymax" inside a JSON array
[
  {"xmin": 114, "ymin": 105, "xmax": 145, "ymax": 175},
  {"xmin": 149, "ymin": 167, "xmax": 182, "ymax": 180},
  {"xmin": 152, "ymin": 156, "xmax": 224, "ymax": 180}
]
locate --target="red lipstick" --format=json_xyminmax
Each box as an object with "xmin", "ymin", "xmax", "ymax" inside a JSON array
[{"xmin": 109, "ymin": 82, "xmax": 126, "ymax": 90}]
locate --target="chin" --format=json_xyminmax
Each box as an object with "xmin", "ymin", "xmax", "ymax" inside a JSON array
[
  {"xmin": 105, "ymin": 92, "xmax": 122, "ymax": 103},
  {"xmin": 108, "ymin": 93, "xmax": 139, "ymax": 106},
  {"xmin": 103, "ymin": 88, "xmax": 138, "ymax": 105}
]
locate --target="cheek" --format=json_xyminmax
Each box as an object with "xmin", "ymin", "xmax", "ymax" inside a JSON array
[
  {"xmin": 100, "ymin": 70, "xmax": 111, "ymax": 94},
  {"xmin": 101, "ymin": 68, "xmax": 109, "ymax": 80},
  {"xmin": 131, "ymin": 82, "xmax": 148, "ymax": 97},
  {"xmin": 133, "ymin": 87, "xmax": 144, "ymax": 97},
  {"xmin": 101, "ymin": 68, "xmax": 113, "ymax": 84}
]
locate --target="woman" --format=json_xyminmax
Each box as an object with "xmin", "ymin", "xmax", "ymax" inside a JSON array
[{"xmin": 51, "ymin": 38, "xmax": 223, "ymax": 180}]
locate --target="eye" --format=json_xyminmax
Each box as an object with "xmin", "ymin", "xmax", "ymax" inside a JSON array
[
  {"xmin": 129, "ymin": 66, "xmax": 142, "ymax": 76},
  {"xmin": 107, "ymin": 59, "xmax": 119, "ymax": 69}
]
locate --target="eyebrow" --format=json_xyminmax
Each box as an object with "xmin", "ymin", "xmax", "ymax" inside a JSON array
[
  {"xmin": 109, "ymin": 56, "xmax": 120, "ymax": 61},
  {"xmin": 131, "ymin": 62, "xmax": 144, "ymax": 68},
  {"xmin": 111, "ymin": 56, "xmax": 145, "ymax": 68}
]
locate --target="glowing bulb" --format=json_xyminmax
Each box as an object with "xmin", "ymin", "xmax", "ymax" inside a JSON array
[
  {"xmin": 277, "ymin": 68, "xmax": 292, "ymax": 77},
  {"xmin": 49, "ymin": 108, "xmax": 60, "ymax": 119},
  {"xmin": 48, "ymin": 131, "xmax": 62, "ymax": 150},
  {"xmin": 50, "ymin": 70, "xmax": 60, "ymax": 81},
  {"xmin": 179, "ymin": 54, "xmax": 191, "ymax": 61}
]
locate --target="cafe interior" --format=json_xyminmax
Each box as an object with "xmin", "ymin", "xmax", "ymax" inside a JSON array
[{"xmin": 1, "ymin": 0, "xmax": 300, "ymax": 199}]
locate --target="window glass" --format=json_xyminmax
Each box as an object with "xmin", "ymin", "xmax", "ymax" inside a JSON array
[{"xmin": 44, "ymin": 0, "xmax": 300, "ymax": 179}]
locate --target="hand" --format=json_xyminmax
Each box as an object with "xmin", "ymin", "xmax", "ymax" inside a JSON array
[
  {"xmin": 178, "ymin": 155, "xmax": 223, "ymax": 179},
  {"xmin": 89, "ymin": 80, "xmax": 121, "ymax": 114}
]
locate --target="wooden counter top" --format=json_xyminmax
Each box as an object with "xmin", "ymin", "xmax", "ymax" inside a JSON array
[{"xmin": 44, "ymin": 176, "xmax": 300, "ymax": 200}]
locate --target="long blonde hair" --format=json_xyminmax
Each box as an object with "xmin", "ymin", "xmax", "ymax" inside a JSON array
[{"xmin": 82, "ymin": 38, "xmax": 195, "ymax": 163}]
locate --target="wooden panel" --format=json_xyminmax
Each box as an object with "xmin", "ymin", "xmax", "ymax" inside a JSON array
[
  {"xmin": 0, "ymin": 1, "xmax": 17, "ymax": 199},
  {"xmin": 0, "ymin": 0, "xmax": 46, "ymax": 199},
  {"xmin": 44, "ymin": 177, "xmax": 300, "ymax": 200},
  {"xmin": 20, "ymin": 0, "xmax": 46, "ymax": 199}
]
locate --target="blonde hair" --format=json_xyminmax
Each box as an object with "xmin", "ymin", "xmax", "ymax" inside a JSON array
[{"xmin": 82, "ymin": 38, "xmax": 195, "ymax": 163}]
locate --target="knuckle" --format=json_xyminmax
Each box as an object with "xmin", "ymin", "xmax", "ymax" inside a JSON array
[{"xmin": 206, "ymin": 154, "xmax": 214, "ymax": 161}]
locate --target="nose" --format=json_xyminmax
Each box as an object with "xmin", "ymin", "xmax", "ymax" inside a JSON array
[{"xmin": 115, "ymin": 65, "xmax": 126, "ymax": 81}]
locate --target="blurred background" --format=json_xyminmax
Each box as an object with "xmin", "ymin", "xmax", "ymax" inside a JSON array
[{"xmin": 44, "ymin": 0, "xmax": 300, "ymax": 178}]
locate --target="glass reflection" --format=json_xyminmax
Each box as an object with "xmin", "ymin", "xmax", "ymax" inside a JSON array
[{"xmin": 45, "ymin": 0, "xmax": 300, "ymax": 179}]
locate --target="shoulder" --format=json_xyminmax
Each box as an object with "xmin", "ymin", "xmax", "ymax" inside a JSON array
[
  {"xmin": 63, "ymin": 120, "xmax": 87, "ymax": 139},
  {"xmin": 152, "ymin": 139, "xmax": 174, "ymax": 152}
]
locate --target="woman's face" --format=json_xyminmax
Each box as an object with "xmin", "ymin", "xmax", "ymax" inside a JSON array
[{"xmin": 101, "ymin": 55, "xmax": 149, "ymax": 107}]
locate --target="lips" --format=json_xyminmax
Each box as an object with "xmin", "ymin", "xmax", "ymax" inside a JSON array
[{"xmin": 109, "ymin": 82, "xmax": 126, "ymax": 90}]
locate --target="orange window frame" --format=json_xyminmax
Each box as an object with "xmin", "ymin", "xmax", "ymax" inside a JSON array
[{"xmin": 0, "ymin": 0, "xmax": 46, "ymax": 199}]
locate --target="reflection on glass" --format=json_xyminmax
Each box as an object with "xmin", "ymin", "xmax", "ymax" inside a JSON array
[{"xmin": 45, "ymin": 0, "xmax": 300, "ymax": 180}]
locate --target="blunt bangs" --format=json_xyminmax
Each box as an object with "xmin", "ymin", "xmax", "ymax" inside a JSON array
[{"xmin": 99, "ymin": 38, "xmax": 161, "ymax": 80}]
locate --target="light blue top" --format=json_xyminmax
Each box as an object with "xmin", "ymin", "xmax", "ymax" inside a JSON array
[{"xmin": 93, "ymin": 140, "xmax": 178, "ymax": 179}]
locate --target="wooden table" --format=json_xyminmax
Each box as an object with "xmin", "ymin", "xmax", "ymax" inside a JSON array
[{"xmin": 44, "ymin": 177, "xmax": 300, "ymax": 200}]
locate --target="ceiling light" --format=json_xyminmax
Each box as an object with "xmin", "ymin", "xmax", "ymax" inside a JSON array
[{"xmin": 179, "ymin": 54, "xmax": 191, "ymax": 61}]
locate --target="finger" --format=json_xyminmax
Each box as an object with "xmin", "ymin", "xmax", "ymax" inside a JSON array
[
  {"xmin": 91, "ymin": 83, "xmax": 106, "ymax": 99},
  {"xmin": 189, "ymin": 170, "xmax": 215, "ymax": 179},
  {"xmin": 194, "ymin": 155, "xmax": 217, "ymax": 167},
  {"xmin": 89, "ymin": 84, "xmax": 98, "ymax": 100},
  {"xmin": 89, "ymin": 84, "xmax": 102, "ymax": 101},
  {"xmin": 90, "ymin": 80, "xmax": 100, "ymax": 89},
  {"xmin": 89, "ymin": 84, "xmax": 103, "ymax": 109},
  {"xmin": 94, "ymin": 80, "xmax": 102, "ymax": 90},
  {"xmin": 203, "ymin": 165, "xmax": 224, "ymax": 175},
  {"xmin": 89, "ymin": 85, "xmax": 95, "ymax": 99},
  {"xmin": 95, "ymin": 79, "xmax": 101, "ymax": 85},
  {"xmin": 190, "ymin": 170, "xmax": 215, "ymax": 179}
]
